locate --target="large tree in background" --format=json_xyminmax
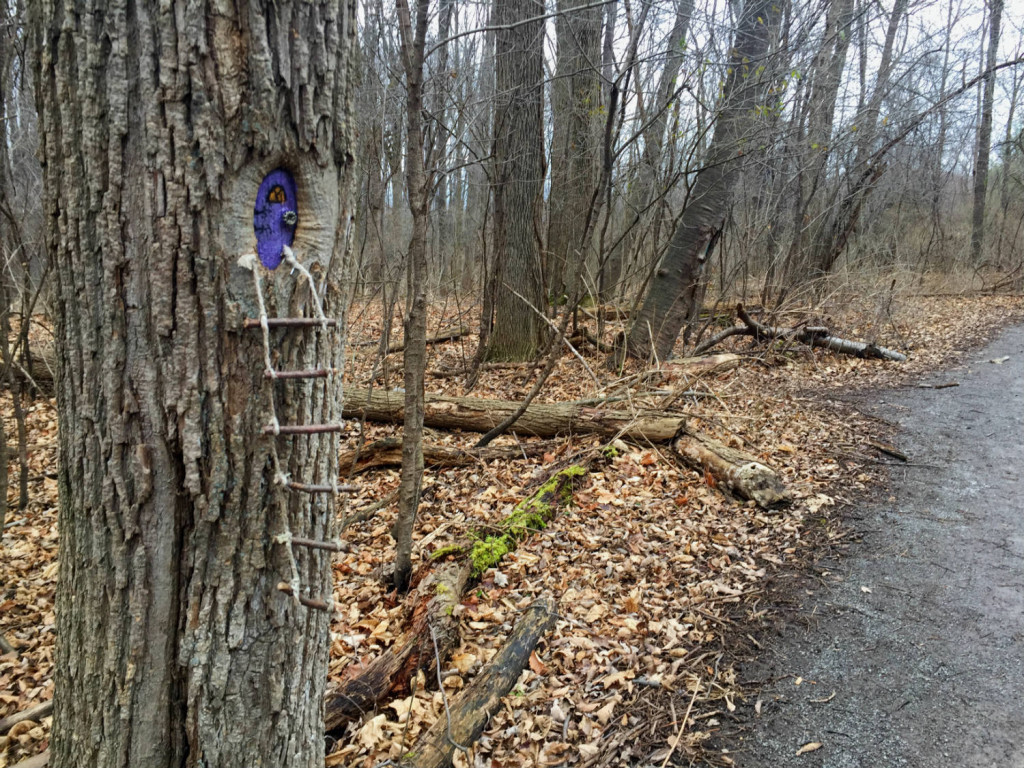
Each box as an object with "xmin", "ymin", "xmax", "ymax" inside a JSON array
[
  {"xmin": 488, "ymin": 0, "xmax": 546, "ymax": 361},
  {"xmin": 621, "ymin": 0, "xmax": 781, "ymax": 362},
  {"xmin": 30, "ymin": 1, "xmax": 355, "ymax": 766},
  {"xmin": 546, "ymin": 0, "xmax": 603, "ymax": 299}
]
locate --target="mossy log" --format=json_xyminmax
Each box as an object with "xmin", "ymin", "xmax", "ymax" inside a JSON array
[
  {"xmin": 342, "ymin": 388, "xmax": 687, "ymax": 442},
  {"xmin": 337, "ymin": 437, "xmax": 559, "ymax": 475},
  {"xmin": 324, "ymin": 562, "xmax": 470, "ymax": 733},
  {"xmin": 324, "ymin": 465, "xmax": 587, "ymax": 732},
  {"xmin": 465, "ymin": 464, "xmax": 587, "ymax": 575},
  {"xmin": 671, "ymin": 432, "xmax": 788, "ymax": 508},
  {"xmin": 409, "ymin": 598, "xmax": 557, "ymax": 768}
]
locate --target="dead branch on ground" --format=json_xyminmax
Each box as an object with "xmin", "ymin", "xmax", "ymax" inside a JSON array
[{"xmin": 693, "ymin": 304, "xmax": 906, "ymax": 362}]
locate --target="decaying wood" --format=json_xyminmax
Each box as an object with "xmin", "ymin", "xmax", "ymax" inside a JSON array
[
  {"xmin": 672, "ymin": 432, "xmax": 788, "ymax": 508},
  {"xmin": 664, "ymin": 353, "xmax": 742, "ymax": 377},
  {"xmin": 325, "ymin": 464, "xmax": 586, "ymax": 733},
  {"xmin": 410, "ymin": 598, "xmax": 557, "ymax": 768},
  {"xmin": 0, "ymin": 701, "xmax": 53, "ymax": 735},
  {"xmin": 582, "ymin": 305, "xmax": 631, "ymax": 321},
  {"xmin": 342, "ymin": 388, "xmax": 687, "ymax": 442},
  {"xmin": 569, "ymin": 327, "xmax": 614, "ymax": 353},
  {"xmin": 386, "ymin": 325, "xmax": 471, "ymax": 354},
  {"xmin": 324, "ymin": 562, "xmax": 471, "ymax": 733},
  {"xmin": 337, "ymin": 437, "xmax": 559, "ymax": 474},
  {"xmin": 435, "ymin": 464, "xmax": 590, "ymax": 574},
  {"xmin": 694, "ymin": 304, "xmax": 906, "ymax": 362},
  {"xmin": 12, "ymin": 751, "xmax": 49, "ymax": 768}
]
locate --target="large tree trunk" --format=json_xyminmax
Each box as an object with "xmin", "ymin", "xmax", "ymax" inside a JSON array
[
  {"xmin": 621, "ymin": 0, "xmax": 781, "ymax": 362},
  {"xmin": 488, "ymin": 0, "xmax": 546, "ymax": 361},
  {"xmin": 29, "ymin": 2, "xmax": 355, "ymax": 767},
  {"xmin": 546, "ymin": 0, "xmax": 603, "ymax": 298}
]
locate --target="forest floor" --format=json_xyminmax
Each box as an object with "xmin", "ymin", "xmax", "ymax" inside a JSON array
[{"xmin": 1, "ymin": 290, "xmax": 1022, "ymax": 768}]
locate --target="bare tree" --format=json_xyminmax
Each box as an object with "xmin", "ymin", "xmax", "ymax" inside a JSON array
[
  {"xmin": 488, "ymin": 0, "xmax": 546, "ymax": 361},
  {"xmin": 970, "ymin": 0, "xmax": 1004, "ymax": 264},
  {"xmin": 547, "ymin": 0, "xmax": 604, "ymax": 299},
  {"xmin": 29, "ymin": 1, "xmax": 355, "ymax": 766},
  {"xmin": 392, "ymin": 0, "xmax": 431, "ymax": 594},
  {"xmin": 620, "ymin": 0, "xmax": 782, "ymax": 362}
]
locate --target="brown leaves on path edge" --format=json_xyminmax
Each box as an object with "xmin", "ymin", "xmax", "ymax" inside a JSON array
[{"xmin": 2, "ymin": 294, "xmax": 1023, "ymax": 767}]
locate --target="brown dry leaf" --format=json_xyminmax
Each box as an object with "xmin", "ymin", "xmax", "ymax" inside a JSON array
[
  {"xmin": 600, "ymin": 669, "xmax": 634, "ymax": 688},
  {"xmin": 595, "ymin": 697, "xmax": 617, "ymax": 725},
  {"xmin": 450, "ymin": 651, "xmax": 477, "ymax": 674},
  {"xmin": 357, "ymin": 714, "xmax": 387, "ymax": 749},
  {"xmin": 796, "ymin": 742, "xmax": 823, "ymax": 755},
  {"xmin": 578, "ymin": 741, "xmax": 602, "ymax": 760},
  {"xmin": 528, "ymin": 650, "xmax": 548, "ymax": 676}
]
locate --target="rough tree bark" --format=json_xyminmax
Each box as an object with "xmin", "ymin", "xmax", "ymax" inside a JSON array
[
  {"xmin": 546, "ymin": 0, "xmax": 603, "ymax": 298},
  {"xmin": 620, "ymin": 0, "xmax": 781, "ymax": 362},
  {"xmin": 29, "ymin": 2, "xmax": 355, "ymax": 767},
  {"xmin": 488, "ymin": 0, "xmax": 546, "ymax": 361}
]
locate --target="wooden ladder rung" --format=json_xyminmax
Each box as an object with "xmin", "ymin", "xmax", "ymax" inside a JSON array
[
  {"xmin": 276, "ymin": 583, "xmax": 332, "ymax": 611},
  {"xmin": 287, "ymin": 481, "xmax": 356, "ymax": 494},
  {"xmin": 244, "ymin": 317, "xmax": 339, "ymax": 329},
  {"xmin": 265, "ymin": 368, "xmax": 337, "ymax": 380},
  {"xmin": 264, "ymin": 424, "xmax": 344, "ymax": 435}
]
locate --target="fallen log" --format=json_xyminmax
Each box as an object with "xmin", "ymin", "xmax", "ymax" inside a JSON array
[
  {"xmin": 409, "ymin": 598, "xmax": 557, "ymax": 768},
  {"xmin": 342, "ymin": 388, "xmax": 687, "ymax": 442},
  {"xmin": 324, "ymin": 561, "xmax": 470, "ymax": 732},
  {"xmin": 386, "ymin": 325, "xmax": 471, "ymax": 354},
  {"xmin": 324, "ymin": 464, "xmax": 587, "ymax": 733},
  {"xmin": 671, "ymin": 433, "xmax": 788, "ymax": 508},
  {"xmin": 460, "ymin": 464, "xmax": 588, "ymax": 575},
  {"xmin": 0, "ymin": 701, "xmax": 53, "ymax": 735},
  {"xmin": 694, "ymin": 304, "xmax": 906, "ymax": 362},
  {"xmin": 12, "ymin": 751, "xmax": 49, "ymax": 768},
  {"xmin": 337, "ymin": 437, "xmax": 559, "ymax": 475}
]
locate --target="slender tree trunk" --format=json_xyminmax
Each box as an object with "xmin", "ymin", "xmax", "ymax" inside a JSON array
[
  {"xmin": 29, "ymin": 2, "xmax": 355, "ymax": 767},
  {"xmin": 784, "ymin": 0, "xmax": 853, "ymax": 284},
  {"xmin": 970, "ymin": 0, "xmax": 1004, "ymax": 264},
  {"xmin": 488, "ymin": 0, "xmax": 546, "ymax": 361},
  {"xmin": 620, "ymin": 0, "xmax": 780, "ymax": 362},
  {"xmin": 807, "ymin": 0, "xmax": 908, "ymax": 278},
  {"xmin": 605, "ymin": 0, "xmax": 694, "ymax": 303},
  {"xmin": 393, "ymin": 0, "xmax": 431, "ymax": 594}
]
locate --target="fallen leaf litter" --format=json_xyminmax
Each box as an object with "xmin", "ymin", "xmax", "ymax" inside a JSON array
[{"xmin": 2, "ymin": 294, "xmax": 1023, "ymax": 767}]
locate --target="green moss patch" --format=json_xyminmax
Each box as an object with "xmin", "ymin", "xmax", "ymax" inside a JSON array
[{"xmin": 469, "ymin": 464, "xmax": 587, "ymax": 576}]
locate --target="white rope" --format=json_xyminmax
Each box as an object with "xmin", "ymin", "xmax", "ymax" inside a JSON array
[
  {"xmin": 241, "ymin": 244, "xmax": 344, "ymax": 608},
  {"xmin": 282, "ymin": 244, "xmax": 328, "ymax": 326}
]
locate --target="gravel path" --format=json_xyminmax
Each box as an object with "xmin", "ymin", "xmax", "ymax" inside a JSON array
[{"xmin": 720, "ymin": 323, "xmax": 1024, "ymax": 767}]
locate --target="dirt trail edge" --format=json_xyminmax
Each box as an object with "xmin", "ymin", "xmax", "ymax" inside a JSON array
[{"xmin": 721, "ymin": 323, "xmax": 1024, "ymax": 768}]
